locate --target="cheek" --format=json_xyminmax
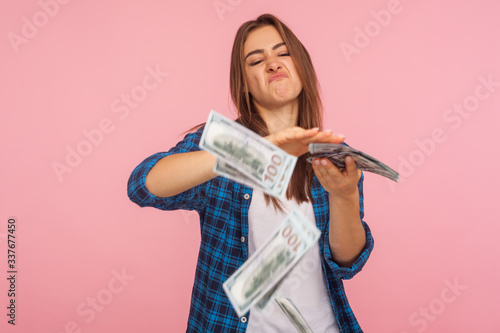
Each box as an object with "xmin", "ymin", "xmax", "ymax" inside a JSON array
[
  {"xmin": 247, "ymin": 74, "xmax": 265, "ymax": 94},
  {"xmin": 286, "ymin": 61, "xmax": 301, "ymax": 83}
]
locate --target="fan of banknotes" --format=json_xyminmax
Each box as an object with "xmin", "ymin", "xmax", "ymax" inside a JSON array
[{"xmin": 308, "ymin": 143, "xmax": 399, "ymax": 182}]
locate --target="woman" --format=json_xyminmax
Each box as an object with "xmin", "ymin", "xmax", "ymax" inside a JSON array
[{"xmin": 128, "ymin": 14, "xmax": 374, "ymax": 333}]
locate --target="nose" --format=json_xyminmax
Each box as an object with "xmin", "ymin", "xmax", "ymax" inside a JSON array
[{"xmin": 266, "ymin": 58, "xmax": 282, "ymax": 72}]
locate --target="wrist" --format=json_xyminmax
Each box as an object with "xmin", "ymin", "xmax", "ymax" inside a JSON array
[{"xmin": 329, "ymin": 190, "xmax": 359, "ymax": 204}]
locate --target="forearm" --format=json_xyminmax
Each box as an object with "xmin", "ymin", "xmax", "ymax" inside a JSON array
[
  {"xmin": 145, "ymin": 151, "xmax": 217, "ymax": 197},
  {"xmin": 328, "ymin": 192, "xmax": 366, "ymax": 267}
]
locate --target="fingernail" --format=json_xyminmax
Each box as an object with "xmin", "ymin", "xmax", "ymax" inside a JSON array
[
  {"xmin": 346, "ymin": 156, "xmax": 353, "ymax": 163},
  {"xmin": 321, "ymin": 159, "xmax": 328, "ymax": 166},
  {"xmin": 325, "ymin": 129, "xmax": 334, "ymax": 132},
  {"xmin": 314, "ymin": 159, "xmax": 321, "ymax": 166},
  {"xmin": 337, "ymin": 134, "xmax": 345, "ymax": 139},
  {"xmin": 311, "ymin": 127, "xmax": 319, "ymax": 131}
]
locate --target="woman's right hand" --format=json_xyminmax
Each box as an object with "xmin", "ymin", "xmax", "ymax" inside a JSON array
[{"xmin": 265, "ymin": 127, "xmax": 346, "ymax": 157}]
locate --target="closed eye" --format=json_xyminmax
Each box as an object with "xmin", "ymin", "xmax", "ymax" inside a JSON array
[{"xmin": 250, "ymin": 53, "xmax": 290, "ymax": 66}]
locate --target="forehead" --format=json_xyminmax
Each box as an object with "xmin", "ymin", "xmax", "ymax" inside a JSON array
[{"xmin": 243, "ymin": 25, "xmax": 284, "ymax": 55}]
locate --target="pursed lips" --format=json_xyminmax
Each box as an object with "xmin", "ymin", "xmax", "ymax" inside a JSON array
[{"xmin": 268, "ymin": 73, "xmax": 288, "ymax": 83}]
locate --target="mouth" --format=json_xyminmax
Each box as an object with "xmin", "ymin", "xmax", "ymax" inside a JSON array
[{"xmin": 269, "ymin": 73, "xmax": 288, "ymax": 83}]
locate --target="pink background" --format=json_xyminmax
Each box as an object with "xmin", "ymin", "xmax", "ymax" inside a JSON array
[{"xmin": 1, "ymin": 0, "xmax": 499, "ymax": 332}]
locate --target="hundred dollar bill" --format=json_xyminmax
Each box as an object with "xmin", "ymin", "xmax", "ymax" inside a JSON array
[
  {"xmin": 223, "ymin": 208, "xmax": 320, "ymax": 318},
  {"xmin": 254, "ymin": 280, "xmax": 281, "ymax": 311},
  {"xmin": 308, "ymin": 143, "xmax": 399, "ymax": 182},
  {"xmin": 214, "ymin": 158, "xmax": 295, "ymax": 199},
  {"xmin": 214, "ymin": 158, "xmax": 259, "ymax": 189},
  {"xmin": 200, "ymin": 110, "xmax": 297, "ymax": 199},
  {"xmin": 276, "ymin": 297, "xmax": 314, "ymax": 333}
]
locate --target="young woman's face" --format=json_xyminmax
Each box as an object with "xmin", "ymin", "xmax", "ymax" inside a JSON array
[{"xmin": 243, "ymin": 25, "xmax": 303, "ymax": 110}]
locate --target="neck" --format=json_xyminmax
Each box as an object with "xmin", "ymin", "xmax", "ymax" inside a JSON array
[{"xmin": 254, "ymin": 100, "xmax": 299, "ymax": 134}]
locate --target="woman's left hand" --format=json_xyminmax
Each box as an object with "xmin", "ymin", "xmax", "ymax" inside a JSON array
[{"xmin": 312, "ymin": 155, "xmax": 361, "ymax": 198}]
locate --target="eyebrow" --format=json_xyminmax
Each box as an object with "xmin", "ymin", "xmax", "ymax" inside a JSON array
[{"xmin": 244, "ymin": 42, "xmax": 286, "ymax": 61}]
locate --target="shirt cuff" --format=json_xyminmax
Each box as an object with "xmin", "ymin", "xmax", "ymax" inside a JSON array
[
  {"xmin": 322, "ymin": 220, "xmax": 374, "ymax": 280},
  {"xmin": 127, "ymin": 152, "xmax": 170, "ymax": 208}
]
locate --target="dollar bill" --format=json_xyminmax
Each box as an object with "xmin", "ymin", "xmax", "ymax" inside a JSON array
[
  {"xmin": 223, "ymin": 208, "xmax": 320, "ymax": 318},
  {"xmin": 275, "ymin": 297, "xmax": 315, "ymax": 333},
  {"xmin": 253, "ymin": 280, "xmax": 281, "ymax": 311},
  {"xmin": 214, "ymin": 158, "xmax": 260, "ymax": 190},
  {"xmin": 200, "ymin": 110, "xmax": 297, "ymax": 199},
  {"xmin": 214, "ymin": 158, "xmax": 296, "ymax": 199},
  {"xmin": 308, "ymin": 143, "xmax": 399, "ymax": 182}
]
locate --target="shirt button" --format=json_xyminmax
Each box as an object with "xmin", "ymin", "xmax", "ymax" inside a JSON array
[
  {"xmin": 240, "ymin": 236, "xmax": 245, "ymax": 242},
  {"xmin": 241, "ymin": 316, "xmax": 247, "ymax": 323},
  {"xmin": 244, "ymin": 194, "xmax": 250, "ymax": 200}
]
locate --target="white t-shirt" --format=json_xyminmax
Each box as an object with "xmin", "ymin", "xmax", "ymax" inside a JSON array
[{"xmin": 246, "ymin": 188, "xmax": 340, "ymax": 333}]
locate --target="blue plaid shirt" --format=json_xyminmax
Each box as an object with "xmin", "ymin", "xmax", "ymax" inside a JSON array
[{"xmin": 127, "ymin": 126, "xmax": 374, "ymax": 333}]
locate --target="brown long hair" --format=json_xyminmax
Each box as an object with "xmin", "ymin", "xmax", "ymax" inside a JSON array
[
  {"xmin": 230, "ymin": 14, "xmax": 323, "ymax": 210},
  {"xmin": 187, "ymin": 14, "xmax": 324, "ymax": 210}
]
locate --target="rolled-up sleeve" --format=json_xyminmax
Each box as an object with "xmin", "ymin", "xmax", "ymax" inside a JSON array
[
  {"xmin": 323, "ymin": 220, "xmax": 374, "ymax": 280},
  {"xmin": 127, "ymin": 127, "xmax": 208, "ymax": 212}
]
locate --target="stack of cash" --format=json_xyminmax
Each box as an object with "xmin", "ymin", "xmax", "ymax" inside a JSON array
[{"xmin": 308, "ymin": 143, "xmax": 399, "ymax": 182}]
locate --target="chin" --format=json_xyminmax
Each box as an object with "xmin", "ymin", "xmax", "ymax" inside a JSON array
[{"xmin": 273, "ymin": 87, "xmax": 298, "ymax": 100}]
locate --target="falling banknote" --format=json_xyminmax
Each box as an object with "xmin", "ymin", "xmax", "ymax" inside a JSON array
[
  {"xmin": 276, "ymin": 297, "xmax": 314, "ymax": 333},
  {"xmin": 199, "ymin": 110, "xmax": 297, "ymax": 199},
  {"xmin": 223, "ymin": 208, "xmax": 320, "ymax": 317},
  {"xmin": 213, "ymin": 158, "xmax": 260, "ymax": 191},
  {"xmin": 308, "ymin": 143, "xmax": 399, "ymax": 182}
]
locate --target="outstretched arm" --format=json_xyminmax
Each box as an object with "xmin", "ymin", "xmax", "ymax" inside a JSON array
[{"xmin": 145, "ymin": 151, "xmax": 217, "ymax": 198}]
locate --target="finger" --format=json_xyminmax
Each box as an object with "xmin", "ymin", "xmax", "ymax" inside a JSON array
[
  {"xmin": 281, "ymin": 128, "xmax": 321, "ymax": 145},
  {"xmin": 282, "ymin": 127, "xmax": 316, "ymax": 141},
  {"xmin": 312, "ymin": 158, "xmax": 342, "ymax": 181},
  {"xmin": 345, "ymin": 156, "xmax": 358, "ymax": 178},
  {"xmin": 319, "ymin": 158, "xmax": 343, "ymax": 179},
  {"xmin": 321, "ymin": 130, "xmax": 345, "ymax": 143},
  {"xmin": 311, "ymin": 158, "xmax": 329, "ymax": 185},
  {"xmin": 298, "ymin": 127, "xmax": 320, "ymax": 139},
  {"xmin": 312, "ymin": 160, "xmax": 341, "ymax": 193},
  {"xmin": 288, "ymin": 128, "xmax": 336, "ymax": 141},
  {"xmin": 307, "ymin": 132, "xmax": 345, "ymax": 144}
]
